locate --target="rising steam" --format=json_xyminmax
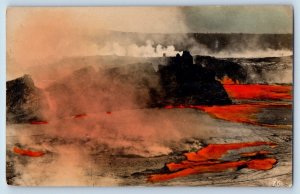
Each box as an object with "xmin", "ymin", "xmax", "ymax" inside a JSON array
[{"xmin": 100, "ymin": 40, "xmax": 183, "ymax": 57}]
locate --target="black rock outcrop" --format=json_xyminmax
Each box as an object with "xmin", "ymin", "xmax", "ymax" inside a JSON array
[
  {"xmin": 157, "ymin": 51, "xmax": 232, "ymax": 106},
  {"xmin": 194, "ymin": 55, "xmax": 247, "ymax": 83},
  {"xmin": 6, "ymin": 75, "xmax": 48, "ymax": 123}
]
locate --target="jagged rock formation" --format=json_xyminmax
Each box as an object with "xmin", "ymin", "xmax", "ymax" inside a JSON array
[
  {"xmin": 157, "ymin": 51, "xmax": 232, "ymax": 106},
  {"xmin": 6, "ymin": 75, "xmax": 48, "ymax": 123},
  {"xmin": 194, "ymin": 55, "xmax": 247, "ymax": 83}
]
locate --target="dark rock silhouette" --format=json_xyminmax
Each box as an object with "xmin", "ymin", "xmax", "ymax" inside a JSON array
[
  {"xmin": 157, "ymin": 51, "xmax": 232, "ymax": 106},
  {"xmin": 6, "ymin": 75, "xmax": 48, "ymax": 123},
  {"xmin": 194, "ymin": 55, "xmax": 247, "ymax": 83}
]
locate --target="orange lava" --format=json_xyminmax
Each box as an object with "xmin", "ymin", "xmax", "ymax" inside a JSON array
[
  {"xmin": 197, "ymin": 104, "xmax": 259, "ymax": 125},
  {"xmin": 165, "ymin": 105, "xmax": 174, "ymax": 109},
  {"xmin": 166, "ymin": 160, "xmax": 220, "ymax": 172},
  {"xmin": 13, "ymin": 147, "xmax": 45, "ymax": 157},
  {"xmin": 219, "ymin": 76, "xmax": 239, "ymax": 85},
  {"xmin": 247, "ymin": 158, "xmax": 277, "ymax": 170},
  {"xmin": 185, "ymin": 142, "xmax": 276, "ymax": 162},
  {"xmin": 223, "ymin": 84, "xmax": 292, "ymax": 100},
  {"xmin": 164, "ymin": 103, "xmax": 291, "ymax": 127},
  {"xmin": 73, "ymin": 114, "xmax": 87, "ymax": 119},
  {"xmin": 30, "ymin": 121, "xmax": 48, "ymax": 125},
  {"xmin": 149, "ymin": 161, "xmax": 246, "ymax": 182},
  {"xmin": 148, "ymin": 142, "xmax": 277, "ymax": 183},
  {"xmin": 196, "ymin": 103, "xmax": 292, "ymax": 126},
  {"xmin": 148, "ymin": 159, "xmax": 276, "ymax": 183}
]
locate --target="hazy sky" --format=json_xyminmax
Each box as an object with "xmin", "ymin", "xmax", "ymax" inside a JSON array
[
  {"xmin": 8, "ymin": 6, "xmax": 292, "ymax": 34},
  {"xmin": 6, "ymin": 6, "xmax": 293, "ymax": 80},
  {"xmin": 181, "ymin": 6, "xmax": 293, "ymax": 34}
]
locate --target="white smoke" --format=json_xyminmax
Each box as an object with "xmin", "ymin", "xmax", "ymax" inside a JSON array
[{"xmin": 100, "ymin": 40, "xmax": 183, "ymax": 57}]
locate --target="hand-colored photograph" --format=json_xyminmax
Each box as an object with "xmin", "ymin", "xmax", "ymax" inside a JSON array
[{"xmin": 6, "ymin": 6, "xmax": 293, "ymax": 186}]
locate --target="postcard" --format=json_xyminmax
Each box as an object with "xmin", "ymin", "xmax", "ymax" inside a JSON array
[{"xmin": 6, "ymin": 6, "xmax": 293, "ymax": 186}]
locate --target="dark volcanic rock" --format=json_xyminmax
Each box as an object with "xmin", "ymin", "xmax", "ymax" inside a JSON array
[
  {"xmin": 157, "ymin": 51, "xmax": 232, "ymax": 106},
  {"xmin": 194, "ymin": 55, "xmax": 247, "ymax": 83},
  {"xmin": 6, "ymin": 75, "xmax": 48, "ymax": 123}
]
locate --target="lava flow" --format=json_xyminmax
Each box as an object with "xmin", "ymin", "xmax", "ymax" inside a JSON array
[
  {"xmin": 223, "ymin": 84, "xmax": 292, "ymax": 100},
  {"xmin": 219, "ymin": 76, "xmax": 292, "ymax": 101},
  {"xmin": 148, "ymin": 142, "xmax": 277, "ymax": 183},
  {"xmin": 184, "ymin": 142, "xmax": 276, "ymax": 162},
  {"xmin": 219, "ymin": 76, "xmax": 240, "ymax": 85},
  {"xmin": 13, "ymin": 146, "xmax": 45, "ymax": 157},
  {"xmin": 165, "ymin": 103, "xmax": 291, "ymax": 127},
  {"xmin": 196, "ymin": 103, "xmax": 291, "ymax": 127}
]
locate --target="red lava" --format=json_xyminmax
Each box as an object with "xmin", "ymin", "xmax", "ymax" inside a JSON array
[
  {"xmin": 13, "ymin": 146, "xmax": 45, "ymax": 157},
  {"xmin": 247, "ymin": 158, "xmax": 277, "ymax": 170},
  {"xmin": 164, "ymin": 103, "xmax": 291, "ymax": 127},
  {"xmin": 73, "ymin": 114, "xmax": 87, "ymax": 119},
  {"xmin": 196, "ymin": 103, "xmax": 291, "ymax": 127},
  {"xmin": 184, "ymin": 142, "xmax": 276, "ymax": 162},
  {"xmin": 219, "ymin": 76, "xmax": 240, "ymax": 85},
  {"xmin": 149, "ymin": 79, "xmax": 286, "ymax": 183},
  {"xmin": 223, "ymin": 84, "xmax": 292, "ymax": 100},
  {"xmin": 148, "ymin": 142, "xmax": 277, "ymax": 183},
  {"xmin": 30, "ymin": 121, "xmax": 48, "ymax": 125},
  {"xmin": 106, "ymin": 111, "xmax": 112, "ymax": 115},
  {"xmin": 148, "ymin": 159, "xmax": 277, "ymax": 182},
  {"xmin": 219, "ymin": 76, "xmax": 292, "ymax": 100}
]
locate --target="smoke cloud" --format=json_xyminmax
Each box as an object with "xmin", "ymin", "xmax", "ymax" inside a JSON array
[
  {"xmin": 7, "ymin": 7, "xmax": 293, "ymax": 82},
  {"xmin": 100, "ymin": 40, "xmax": 183, "ymax": 58},
  {"xmin": 6, "ymin": 7, "xmax": 188, "ymax": 80}
]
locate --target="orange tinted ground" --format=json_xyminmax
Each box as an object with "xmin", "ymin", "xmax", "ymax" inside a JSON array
[
  {"xmin": 223, "ymin": 84, "xmax": 292, "ymax": 100},
  {"xmin": 148, "ymin": 142, "xmax": 277, "ymax": 183},
  {"xmin": 29, "ymin": 111, "xmax": 113, "ymax": 124},
  {"xmin": 13, "ymin": 146, "xmax": 45, "ymax": 157}
]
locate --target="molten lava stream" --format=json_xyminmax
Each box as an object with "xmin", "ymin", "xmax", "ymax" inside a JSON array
[
  {"xmin": 164, "ymin": 103, "xmax": 291, "ymax": 127},
  {"xmin": 223, "ymin": 84, "xmax": 292, "ymax": 100},
  {"xmin": 148, "ymin": 142, "xmax": 277, "ymax": 183},
  {"xmin": 148, "ymin": 158, "xmax": 277, "ymax": 183},
  {"xmin": 13, "ymin": 146, "xmax": 45, "ymax": 157},
  {"xmin": 219, "ymin": 76, "xmax": 292, "ymax": 100},
  {"xmin": 184, "ymin": 142, "xmax": 276, "ymax": 162},
  {"xmin": 197, "ymin": 103, "xmax": 291, "ymax": 127}
]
